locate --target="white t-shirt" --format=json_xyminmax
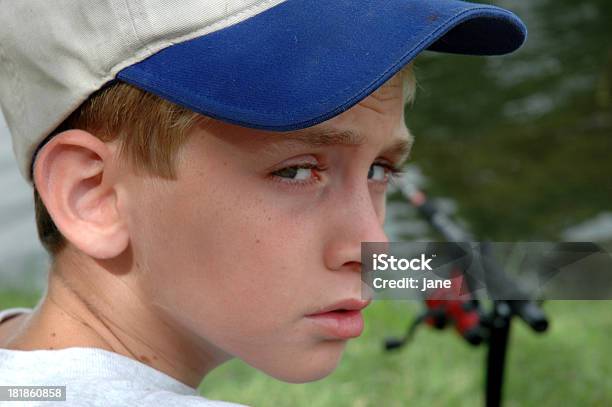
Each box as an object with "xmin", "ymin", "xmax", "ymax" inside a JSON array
[{"xmin": 0, "ymin": 308, "xmax": 248, "ymax": 407}]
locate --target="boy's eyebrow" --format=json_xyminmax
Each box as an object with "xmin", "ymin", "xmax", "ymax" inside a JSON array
[
  {"xmin": 384, "ymin": 134, "xmax": 414, "ymax": 165},
  {"xmin": 263, "ymin": 126, "xmax": 414, "ymax": 163},
  {"xmin": 280, "ymin": 127, "xmax": 367, "ymax": 147}
]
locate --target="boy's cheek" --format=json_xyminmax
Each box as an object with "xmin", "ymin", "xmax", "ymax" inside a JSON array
[
  {"xmin": 142, "ymin": 210, "xmax": 319, "ymax": 316},
  {"xmin": 129, "ymin": 174, "xmax": 331, "ymax": 316}
]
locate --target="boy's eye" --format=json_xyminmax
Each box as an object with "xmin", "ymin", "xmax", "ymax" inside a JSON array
[
  {"xmin": 368, "ymin": 163, "xmax": 400, "ymax": 183},
  {"xmin": 368, "ymin": 164, "xmax": 387, "ymax": 182},
  {"xmin": 274, "ymin": 166, "xmax": 315, "ymax": 181}
]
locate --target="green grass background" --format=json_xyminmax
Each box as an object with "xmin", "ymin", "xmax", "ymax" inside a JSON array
[{"xmin": 2, "ymin": 290, "xmax": 610, "ymax": 406}]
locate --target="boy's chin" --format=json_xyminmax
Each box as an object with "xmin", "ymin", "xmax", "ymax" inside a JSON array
[{"xmin": 261, "ymin": 340, "xmax": 347, "ymax": 383}]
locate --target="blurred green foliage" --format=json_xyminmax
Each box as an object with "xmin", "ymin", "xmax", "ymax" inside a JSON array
[
  {"xmin": 405, "ymin": 0, "xmax": 612, "ymax": 240},
  {"xmin": 0, "ymin": 290, "xmax": 41, "ymax": 309}
]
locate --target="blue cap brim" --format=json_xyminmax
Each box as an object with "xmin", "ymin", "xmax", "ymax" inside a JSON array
[{"xmin": 117, "ymin": 0, "xmax": 527, "ymax": 131}]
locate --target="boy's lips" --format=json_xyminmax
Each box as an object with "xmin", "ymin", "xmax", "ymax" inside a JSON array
[
  {"xmin": 305, "ymin": 298, "xmax": 372, "ymax": 339},
  {"xmin": 306, "ymin": 298, "xmax": 372, "ymax": 316}
]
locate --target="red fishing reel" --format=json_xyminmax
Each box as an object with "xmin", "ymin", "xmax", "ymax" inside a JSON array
[
  {"xmin": 423, "ymin": 271, "xmax": 484, "ymax": 346},
  {"xmin": 384, "ymin": 272, "xmax": 485, "ymax": 350}
]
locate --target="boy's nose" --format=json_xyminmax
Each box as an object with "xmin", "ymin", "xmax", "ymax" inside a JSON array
[{"xmin": 323, "ymin": 189, "xmax": 389, "ymax": 272}]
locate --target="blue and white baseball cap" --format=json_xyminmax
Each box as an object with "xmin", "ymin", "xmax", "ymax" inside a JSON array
[{"xmin": 0, "ymin": 0, "xmax": 526, "ymax": 182}]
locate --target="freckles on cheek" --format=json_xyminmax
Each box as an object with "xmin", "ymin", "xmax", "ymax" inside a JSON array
[
  {"xmin": 151, "ymin": 166, "xmax": 312, "ymax": 283},
  {"xmin": 217, "ymin": 214, "xmax": 311, "ymax": 302},
  {"xmin": 181, "ymin": 241, "xmax": 300, "ymax": 346}
]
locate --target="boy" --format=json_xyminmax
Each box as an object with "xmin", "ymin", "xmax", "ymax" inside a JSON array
[{"xmin": 0, "ymin": 0, "xmax": 526, "ymax": 405}]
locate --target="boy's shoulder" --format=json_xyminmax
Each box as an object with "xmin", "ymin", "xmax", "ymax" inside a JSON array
[
  {"xmin": 0, "ymin": 314, "xmax": 248, "ymax": 407},
  {"xmin": 30, "ymin": 388, "xmax": 249, "ymax": 407},
  {"xmin": 0, "ymin": 347, "xmax": 248, "ymax": 406},
  {"xmin": 10, "ymin": 389, "xmax": 248, "ymax": 407}
]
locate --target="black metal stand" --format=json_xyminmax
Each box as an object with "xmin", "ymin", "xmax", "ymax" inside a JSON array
[
  {"xmin": 485, "ymin": 301, "xmax": 512, "ymax": 407},
  {"xmin": 483, "ymin": 299, "xmax": 549, "ymax": 407}
]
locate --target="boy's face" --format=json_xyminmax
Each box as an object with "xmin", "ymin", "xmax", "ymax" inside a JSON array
[{"xmin": 124, "ymin": 73, "xmax": 412, "ymax": 382}]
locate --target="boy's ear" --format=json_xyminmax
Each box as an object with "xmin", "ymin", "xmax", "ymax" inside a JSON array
[{"xmin": 32, "ymin": 129, "xmax": 129, "ymax": 259}]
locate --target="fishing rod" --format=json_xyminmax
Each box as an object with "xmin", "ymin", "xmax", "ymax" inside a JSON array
[{"xmin": 383, "ymin": 172, "xmax": 549, "ymax": 407}]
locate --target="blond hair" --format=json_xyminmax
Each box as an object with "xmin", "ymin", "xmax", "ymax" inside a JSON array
[{"xmin": 34, "ymin": 65, "xmax": 416, "ymax": 256}]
